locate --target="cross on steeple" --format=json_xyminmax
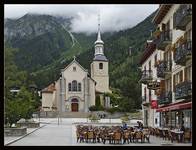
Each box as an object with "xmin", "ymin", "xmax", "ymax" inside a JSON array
[{"xmin": 73, "ymin": 55, "xmax": 76, "ymax": 60}]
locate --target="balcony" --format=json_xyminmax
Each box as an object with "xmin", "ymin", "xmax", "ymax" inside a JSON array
[
  {"xmin": 158, "ymin": 91, "xmax": 172, "ymax": 105},
  {"xmin": 139, "ymin": 70, "xmax": 153, "ymax": 84},
  {"xmin": 157, "ymin": 60, "xmax": 172, "ymax": 78},
  {"xmin": 175, "ymin": 81, "xmax": 192, "ymax": 100},
  {"xmin": 173, "ymin": 4, "xmax": 192, "ymax": 31},
  {"xmin": 174, "ymin": 40, "xmax": 192, "ymax": 66},
  {"xmin": 156, "ymin": 30, "xmax": 172, "ymax": 50}
]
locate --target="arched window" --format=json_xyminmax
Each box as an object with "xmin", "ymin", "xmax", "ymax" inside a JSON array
[
  {"xmin": 68, "ymin": 83, "xmax": 71, "ymax": 91},
  {"xmin": 99, "ymin": 63, "xmax": 103, "ymax": 69},
  {"xmin": 72, "ymin": 80, "xmax": 77, "ymax": 91},
  {"xmin": 78, "ymin": 83, "xmax": 81, "ymax": 91}
]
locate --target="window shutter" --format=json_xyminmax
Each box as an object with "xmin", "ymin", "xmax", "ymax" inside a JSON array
[
  {"xmin": 160, "ymin": 80, "xmax": 165, "ymax": 91},
  {"xmin": 173, "ymin": 75, "xmax": 176, "ymax": 91},
  {"xmin": 184, "ymin": 68, "xmax": 187, "ymax": 81},
  {"xmin": 180, "ymin": 70, "xmax": 183, "ymax": 82}
]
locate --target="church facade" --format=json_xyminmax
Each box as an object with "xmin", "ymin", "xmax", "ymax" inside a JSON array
[{"xmin": 41, "ymin": 22, "xmax": 110, "ymax": 112}]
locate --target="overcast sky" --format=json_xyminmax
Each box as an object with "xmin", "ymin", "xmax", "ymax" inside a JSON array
[{"xmin": 5, "ymin": 4, "xmax": 158, "ymax": 34}]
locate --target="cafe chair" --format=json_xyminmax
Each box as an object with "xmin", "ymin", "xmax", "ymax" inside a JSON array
[
  {"xmin": 184, "ymin": 130, "xmax": 191, "ymax": 143},
  {"xmin": 143, "ymin": 129, "xmax": 150, "ymax": 143},
  {"xmin": 168, "ymin": 130, "xmax": 174, "ymax": 143},
  {"xmin": 123, "ymin": 131, "xmax": 130, "ymax": 144},
  {"xmin": 134, "ymin": 131, "xmax": 144, "ymax": 143},
  {"xmin": 87, "ymin": 131, "xmax": 96, "ymax": 143},
  {"xmin": 114, "ymin": 132, "xmax": 122, "ymax": 144}
]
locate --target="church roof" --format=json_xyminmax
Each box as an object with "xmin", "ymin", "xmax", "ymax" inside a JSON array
[
  {"xmin": 93, "ymin": 54, "xmax": 108, "ymax": 61},
  {"xmin": 61, "ymin": 58, "xmax": 88, "ymax": 73},
  {"xmin": 42, "ymin": 83, "xmax": 56, "ymax": 93}
]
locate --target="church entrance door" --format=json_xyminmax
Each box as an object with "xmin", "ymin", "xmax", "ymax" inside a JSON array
[
  {"xmin": 71, "ymin": 98, "xmax": 79, "ymax": 112},
  {"xmin": 71, "ymin": 103, "xmax": 78, "ymax": 112}
]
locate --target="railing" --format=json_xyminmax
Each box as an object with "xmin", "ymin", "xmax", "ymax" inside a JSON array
[
  {"xmin": 158, "ymin": 91, "xmax": 172, "ymax": 105},
  {"xmin": 157, "ymin": 60, "xmax": 172, "ymax": 78},
  {"xmin": 174, "ymin": 40, "xmax": 192, "ymax": 65},
  {"xmin": 139, "ymin": 70, "xmax": 153, "ymax": 84},
  {"xmin": 156, "ymin": 30, "xmax": 172, "ymax": 50},
  {"xmin": 173, "ymin": 4, "xmax": 192, "ymax": 30},
  {"xmin": 175, "ymin": 81, "xmax": 192, "ymax": 100}
]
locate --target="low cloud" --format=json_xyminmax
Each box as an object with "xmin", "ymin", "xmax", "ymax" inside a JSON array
[{"xmin": 5, "ymin": 4, "xmax": 158, "ymax": 34}]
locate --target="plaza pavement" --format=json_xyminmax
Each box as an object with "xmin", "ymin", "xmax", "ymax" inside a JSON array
[{"xmin": 4, "ymin": 118, "xmax": 192, "ymax": 146}]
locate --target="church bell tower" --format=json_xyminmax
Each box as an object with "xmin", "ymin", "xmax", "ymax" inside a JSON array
[{"xmin": 91, "ymin": 14, "xmax": 110, "ymax": 93}]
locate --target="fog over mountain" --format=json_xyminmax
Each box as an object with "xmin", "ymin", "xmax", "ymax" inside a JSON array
[{"xmin": 5, "ymin": 4, "xmax": 158, "ymax": 34}]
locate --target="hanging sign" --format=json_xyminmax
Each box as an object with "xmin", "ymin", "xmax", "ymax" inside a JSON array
[{"xmin": 151, "ymin": 100, "xmax": 158, "ymax": 109}]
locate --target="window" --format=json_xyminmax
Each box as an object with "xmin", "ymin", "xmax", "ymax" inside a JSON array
[
  {"xmin": 149, "ymin": 89, "xmax": 151, "ymax": 102},
  {"xmin": 73, "ymin": 67, "xmax": 76, "ymax": 72},
  {"xmin": 185, "ymin": 66, "xmax": 192, "ymax": 81},
  {"xmin": 155, "ymin": 118, "xmax": 158, "ymax": 124},
  {"xmin": 154, "ymin": 54, "xmax": 157, "ymax": 66},
  {"xmin": 99, "ymin": 63, "xmax": 103, "ymax": 69},
  {"xmin": 68, "ymin": 83, "xmax": 71, "ymax": 91},
  {"xmin": 72, "ymin": 80, "xmax": 77, "ymax": 91},
  {"xmin": 78, "ymin": 83, "xmax": 81, "ymax": 91},
  {"xmin": 149, "ymin": 61, "xmax": 151, "ymax": 71}
]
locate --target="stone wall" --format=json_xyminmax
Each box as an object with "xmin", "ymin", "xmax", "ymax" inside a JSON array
[
  {"xmin": 17, "ymin": 122, "xmax": 40, "ymax": 128},
  {"xmin": 4, "ymin": 127, "xmax": 27, "ymax": 136}
]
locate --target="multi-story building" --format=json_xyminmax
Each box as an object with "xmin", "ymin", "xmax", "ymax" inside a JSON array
[
  {"xmin": 139, "ymin": 39, "xmax": 163, "ymax": 127},
  {"xmin": 140, "ymin": 4, "xmax": 192, "ymax": 130}
]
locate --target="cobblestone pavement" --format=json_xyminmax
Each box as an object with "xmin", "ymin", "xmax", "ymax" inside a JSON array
[{"xmin": 5, "ymin": 118, "xmax": 192, "ymax": 146}]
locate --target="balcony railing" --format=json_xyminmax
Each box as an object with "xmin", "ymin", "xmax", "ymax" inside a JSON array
[
  {"xmin": 158, "ymin": 91, "xmax": 172, "ymax": 105},
  {"xmin": 174, "ymin": 40, "xmax": 192, "ymax": 66},
  {"xmin": 173, "ymin": 4, "xmax": 192, "ymax": 30},
  {"xmin": 139, "ymin": 70, "xmax": 153, "ymax": 84},
  {"xmin": 157, "ymin": 60, "xmax": 172, "ymax": 78},
  {"xmin": 156, "ymin": 30, "xmax": 172, "ymax": 50},
  {"xmin": 175, "ymin": 81, "xmax": 192, "ymax": 100}
]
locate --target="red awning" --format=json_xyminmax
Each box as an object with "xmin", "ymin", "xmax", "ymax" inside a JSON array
[{"xmin": 156, "ymin": 101, "xmax": 192, "ymax": 112}]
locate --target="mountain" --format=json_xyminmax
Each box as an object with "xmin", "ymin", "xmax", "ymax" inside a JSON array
[
  {"xmin": 4, "ymin": 10, "xmax": 157, "ymax": 111},
  {"xmin": 4, "ymin": 14, "xmax": 95, "ymax": 72}
]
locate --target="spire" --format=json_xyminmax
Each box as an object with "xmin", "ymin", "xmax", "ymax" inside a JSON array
[
  {"xmin": 97, "ymin": 13, "xmax": 101, "ymax": 41},
  {"xmin": 93, "ymin": 13, "xmax": 107, "ymax": 61},
  {"xmin": 95, "ymin": 13, "xmax": 104, "ymax": 45}
]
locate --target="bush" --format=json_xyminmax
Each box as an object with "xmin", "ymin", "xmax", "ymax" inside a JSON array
[
  {"xmin": 89, "ymin": 105, "xmax": 98, "ymax": 111},
  {"xmin": 89, "ymin": 105, "xmax": 106, "ymax": 111},
  {"xmin": 105, "ymin": 107, "xmax": 118, "ymax": 114}
]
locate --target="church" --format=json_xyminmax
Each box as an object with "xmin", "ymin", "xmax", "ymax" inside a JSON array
[{"xmin": 41, "ymin": 21, "xmax": 111, "ymax": 112}]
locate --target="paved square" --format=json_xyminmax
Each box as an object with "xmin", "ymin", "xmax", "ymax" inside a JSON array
[{"xmin": 5, "ymin": 118, "xmax": 192, "ymax": 146}]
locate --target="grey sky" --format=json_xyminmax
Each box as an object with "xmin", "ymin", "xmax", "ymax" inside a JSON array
[{"xmin": 4, "ymin": 4, "xmax": 158, "ymax": 34}]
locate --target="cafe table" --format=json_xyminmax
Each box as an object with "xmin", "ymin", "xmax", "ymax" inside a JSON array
[{"xmin": 170, "ymin": 129, "xmax": 184, "ymax": 143}]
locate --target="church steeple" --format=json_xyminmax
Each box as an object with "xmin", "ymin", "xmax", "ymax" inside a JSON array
[
  {"xmin": 95, "ymin": 14, "xmax": 104, "ymax": 45},
  {"xmin": 94, "ymin": 13, "xmax": 107, "ymax": 61}
]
